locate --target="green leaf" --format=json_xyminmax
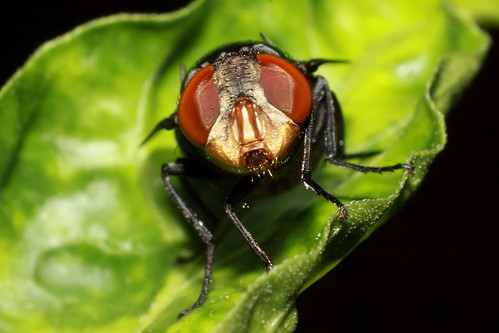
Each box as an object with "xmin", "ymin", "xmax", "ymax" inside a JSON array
[
  {"xmin": 0, "ymin": 0, "xmax": 490, "ymax": 332},
  {"xmin": 452, "ymin": 0, "xmax": 499, "ymax": 25}
]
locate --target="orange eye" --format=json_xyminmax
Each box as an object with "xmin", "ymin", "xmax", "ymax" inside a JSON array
[
  {"xmin": 178, "ymin": 65, "xmax": 220, "ymax": 147},
  {"xmin": 257, "ymin": 53, "xmax": 312, "ymax": 125}
]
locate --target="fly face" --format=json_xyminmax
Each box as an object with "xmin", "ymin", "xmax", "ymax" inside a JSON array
[{"xmin": 177, "ymin": 45, "xmax": 312, "ymax": 177}]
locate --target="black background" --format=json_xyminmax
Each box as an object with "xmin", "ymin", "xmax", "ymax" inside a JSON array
[{"xmin": 1, "ymin": 2, "xmax": 497, "ymax": 332}]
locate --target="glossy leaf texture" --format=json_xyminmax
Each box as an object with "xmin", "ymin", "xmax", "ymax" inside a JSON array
[{"xmin": 0, "ymin": 0, "xmax": 493, "ymax": 332}]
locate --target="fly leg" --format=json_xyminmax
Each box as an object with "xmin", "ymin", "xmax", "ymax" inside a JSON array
[
  {"xmin": 301, "ymin": 77, "xmax": 348, "ymax": 218},
  {"xmin": 301, "ymin": 76, "xmax": 414, "ymax": 219},
  {"xmin": 318, "ymin": 76, "xmax": 414, "ymax": 174},
  {"xmin": 161, "ymin": 160, "xmax": 216, "ymax": 318},
  {"xmin": 225, "ymin": 177, "xmax": 273, "ymax": 272}
]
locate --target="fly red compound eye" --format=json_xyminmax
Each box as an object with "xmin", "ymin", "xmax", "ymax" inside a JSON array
[
  {"xmin": 143, "ymin": 35, "xmax": 414, "ymax": 318},
  {"xmin": 257, "ymin": 53, "xmax": 312, "ymax": 125},
  {"xmin": 178, "ymin": 65, "xmax": 220, "ymax": 147}
]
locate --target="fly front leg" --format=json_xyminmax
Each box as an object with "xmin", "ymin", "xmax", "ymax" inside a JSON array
[
  {"xmin": 225, "ymin": 177, "xmax": 273, "ymax": 272},
  {"xmin": 301, "ymin": 83, "xmax": 348, "ymax": 219},
  {"xmin": 161, "ymin": 161, "xmax": 216, "ymax": 318}
]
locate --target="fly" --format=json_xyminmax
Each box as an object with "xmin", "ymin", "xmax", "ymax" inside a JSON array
[{"xmin": 143, "ymin": 34, "xmax": 414, "ymax": 317}]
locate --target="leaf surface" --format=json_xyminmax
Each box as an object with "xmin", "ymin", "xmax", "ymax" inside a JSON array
[{"xmin": 0, "ymin": 0, "xmax": 490, "ymax": 332}]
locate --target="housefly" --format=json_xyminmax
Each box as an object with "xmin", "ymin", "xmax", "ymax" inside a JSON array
[{"xmin": 143, "ymin": 35, "xmax": 413, "ymax": 317}]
